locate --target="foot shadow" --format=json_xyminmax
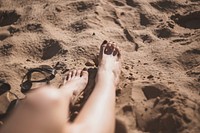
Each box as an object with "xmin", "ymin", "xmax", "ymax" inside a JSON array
[
  {"xmin": 115, "ymin": 119, "xmax": 128, "ymax": 133},
  {"xmin": 69, "ymin": 67, "xmax": 97, "ymax": 121}
]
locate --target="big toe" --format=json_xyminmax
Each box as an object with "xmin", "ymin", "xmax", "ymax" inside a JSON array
[
  {"xmin": 66, "ymin": 71, "xmax": 72, "ymax": 80},
  {"xmin": 100, "ymin": 40, "xmax": 107, "ymax": 55},
  {"xmin": 81, "ymin": 69, "xmax": 89, "ymax": 80}
]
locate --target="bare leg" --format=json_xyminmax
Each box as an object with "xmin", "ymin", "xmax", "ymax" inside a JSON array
[
  {"xmin": 0, "ymin": 70, "xmax": 88, "ymax": 133},
  {"xmin": 70, "ymin": 41, "xmax": 121, "ymax": 133},
  {"xmin": 0, "ymin": 40, "xmax": 121, "ymax": 133}
]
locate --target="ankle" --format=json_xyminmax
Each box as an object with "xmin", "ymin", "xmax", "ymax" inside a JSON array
[
  {"xmin": 95, "ymin": 72, "xmax": 116, "ymax": 86},
  {"xmin": 96, "ymin": 68, "xmax": 114, "ymax": 78}
]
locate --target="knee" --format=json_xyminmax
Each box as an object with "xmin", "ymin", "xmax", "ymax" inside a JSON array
[{"xmin": 23, "ymin": 86, "xmax": 64, "ymax": 108}]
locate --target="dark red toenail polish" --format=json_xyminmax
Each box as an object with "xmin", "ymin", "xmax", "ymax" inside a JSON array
[
  {"xmin": 83, "ymin": 67, "xmax": 88, "ymax": 71},
  {"xmin": 102, "ymin": 40, "xmax": 107, "ymax": 44}
]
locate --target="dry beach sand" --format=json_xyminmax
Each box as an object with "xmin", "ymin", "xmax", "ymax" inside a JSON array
[{"xmin": 0, "ymin": 0, "xmax": 200, "ymax": 133}]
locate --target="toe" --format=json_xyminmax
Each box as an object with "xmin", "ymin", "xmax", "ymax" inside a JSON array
[
  {"xmin": 67, "ymin": 71, "xmax": 72, "ymax": 80},
  {"xmin": 72, "ymin": 70, "xmax": 76, "ymax": 78},
  {"xmin": 76, "ymin": 69, "xmax": 82, "ymax": 76},
  {"xmin": 111, "ymin": 42, "xmax": 116, "ymax": 55},
  {"xmin": 63, "ymin": 76, "xmax": 67, "ymax": 84},
  {"xmin": 111, "ymin": 42, "xmax": 116, "ymax": 47},
  {"xmin": 100, "ymin": 40, "xmax": 107, "ymax": 55},
  {"xmin": 113, "ymin": 48, "xmax": 118, "ymax": 56},
  {"xmin": 81, "ymin": 69, "xmax": 88, "ymax": 78},
  {"xmin": 109, "ymin": 41, "xmax": 118, "ymax": 56},
  {"xmin": 116, "ymin": 46, "xmax": 121, "ymax": 59}
]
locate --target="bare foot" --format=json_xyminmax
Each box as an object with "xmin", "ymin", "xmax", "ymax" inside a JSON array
[
  {"xmin": 96, "ymin": 40, "xmax": 121, "ymax": 86},
  {"xmin": 60, "ymin": 69, "xmax": 88, "ymax": 101}
]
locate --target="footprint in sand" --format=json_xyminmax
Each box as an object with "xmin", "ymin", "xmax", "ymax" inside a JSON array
[
  {"xmin": 71, "ymin": 1, "xmax": 94, "ymax": 12},
  {"xmin": 140, "ymin": 34, "xmax": 153, "ymax": 43},
  {"xmin": 117, "ymin": 104, "xmax": 136, "ymax": 132},
  {"xmin": 125, "ymin": 0, "xmax": 139, "ymax": 8},
  {"xmin": 178, "ymin": 49, "xmax": 200, "ymax": 70},
  {"xmin": 0, "ymin": 10, "xmax": 20, "ymax": 27},
  {"xmin": 0, "ymin": 44, "xmax": 13, "ymax": 56},
  {"xmin": 155, "ymin": 27, "xmax": 173, "ymax": 38},
  {"xmin": 115, "ymin": 119, "xmax": 128, "ymax": 133},
  {"xmin": 42, "ymin": 39, "xmax": 67, "ymax": 60},
  {"xmin": 0, "ymin": 10, "xmax": 21, "ymax": 40},
  {"xmin": 111, "ymin": 0, "xmax": 125, "ymax": 6},
  {"xmin": 150, "ymin": 1, "xmax": 185, "ymax": 12},
  {"xmin": 171, "ymin": 11, "xmax": 200, "ymax": 29},
  {"xmin": 133, "ymin": 83, "xmax": 199, "ymax": 133},
  {"xmin": 140, "ymin": 13, "xmax": 151, "ymax": 26},
  {"xmin": 70, "ymin": 20, "xmax": 89, "ymax": 33},
  {"xmin": 142, "ymin": 85, "xmax": 163, "ymax": 100}
]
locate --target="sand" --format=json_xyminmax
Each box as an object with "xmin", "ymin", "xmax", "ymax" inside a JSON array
[{"xmin": 0, "ymin": 0, "xmax": 200, "ymax": 133}]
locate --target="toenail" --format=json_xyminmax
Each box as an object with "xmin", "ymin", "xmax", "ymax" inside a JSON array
[
  {"xmin": 83, "ymin": 67, "xmax": 88, "ymax": 71},
  {"xmin": 101, "ymin": 43, "xmax": 107, "ymax": 47},
  {"xmin": 113, "ymin": 49, "xmax": 117, "ymax": 56},
  {"xmin": 102, "ymin": 40, "xmax": 107, "ymax": 44}
]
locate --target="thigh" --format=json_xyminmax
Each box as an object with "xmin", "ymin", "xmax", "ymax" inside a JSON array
[{"xmin": 0, "ymin": 86, "xmax": 68, "ymax": 133}]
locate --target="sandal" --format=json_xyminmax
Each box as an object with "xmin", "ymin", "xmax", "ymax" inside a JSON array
[{"xmin": 20, "ymin": 65, "xmax": 57, "ymax": 93}]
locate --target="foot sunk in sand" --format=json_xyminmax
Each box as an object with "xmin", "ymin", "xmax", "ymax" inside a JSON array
[{"xmin": 60, "ymin": 69, "xmax": 88, "ymax": 102}]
